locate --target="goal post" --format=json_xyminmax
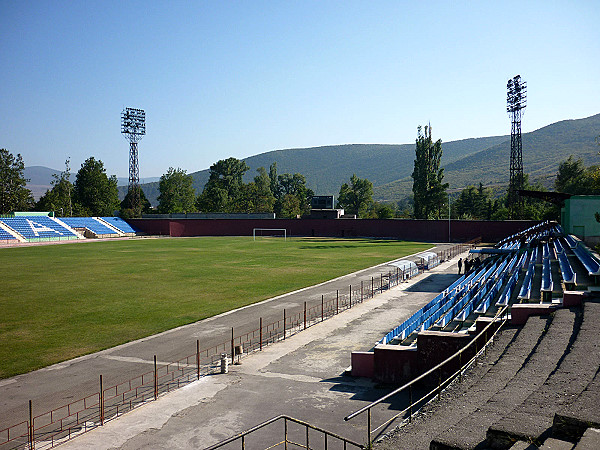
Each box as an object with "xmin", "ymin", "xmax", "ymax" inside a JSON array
[{"xmin": 253, "ymin": 228, "xmax": 287, "ymax": 241}]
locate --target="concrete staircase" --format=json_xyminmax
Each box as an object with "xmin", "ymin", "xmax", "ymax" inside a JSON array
[{"xmin": 375, "ymin": 301, "xmax": 600, "ymax": 450}]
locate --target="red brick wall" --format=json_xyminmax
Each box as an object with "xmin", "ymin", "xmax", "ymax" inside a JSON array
[{"xmin": 128, "ymin": 218, "xmax": 537, "ymax": 243}]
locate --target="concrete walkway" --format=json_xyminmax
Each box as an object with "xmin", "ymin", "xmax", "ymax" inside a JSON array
[{"xmin": 43, "ymin": 250, "xmax": 466, "ymax": 449}]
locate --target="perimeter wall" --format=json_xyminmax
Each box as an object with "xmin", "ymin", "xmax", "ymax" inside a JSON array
[{"xmin": 127, "ymin": 218, "xmax": 537, "ymax": 243}]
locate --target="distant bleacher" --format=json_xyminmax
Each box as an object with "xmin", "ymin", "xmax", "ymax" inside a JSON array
[
  {"xmin": 99, "ymin": 216, "xmax": 139, "ymax": 235},
  {"xmin": 0, "ymin": 227, "xmax": 17, "ymax": 241},
  {"xmin": 0, "ymin": 216, "xmax": 79, "ymax": 241},
  {"xmin": 59, "ymin": 217, "xmax": 119, "ymax": 237},
  {"xmin": 0, "ymin": 215, "xmax": 139, "ymax": 243}
]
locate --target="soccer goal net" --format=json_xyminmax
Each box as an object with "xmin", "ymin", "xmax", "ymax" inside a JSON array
[{"xmin": 253, "ymin": 228, "xmax": 287, "ymax": 241}]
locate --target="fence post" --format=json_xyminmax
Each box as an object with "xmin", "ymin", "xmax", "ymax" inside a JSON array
[
  {"xmin": 361, "ymin": 280, "xmax": 363, "ymax": 302},
  {"xmin": 29, "ymin": 399, "xmax": 34, "ymax": 450},
  {"xmin": 349, "ymin": 285, "xmax": 352, "ymax": 308},
  {"xmin": 381, "ymin": 273, "xmax": 383, "ymax": 290},
  {"xmin": 336, "ymin": 290, "xmax": 339, "ymax": 315},
  {"xmin": 409, "ymin": 385, "xmax": 413, "ymax": 422},
  {"xmin": 321, "ymin": 295, "xmax": 324, "ymax": 322},
  {"xmin": 304, "ymin": 302, "xmax": 307, "ymax": 330},
  {"xmin": 367, "ymin": 408, "xmax": 372, "ymax": 448},
  {"xmin": 260, "ymin": 318, "xmax": 263, "ymax": 351},
  {"xmin": 283, "ymin": 309, "xmax": 286, "ymax": 340},
  {"xmin": 100, "ymin": 375, "xmax": 104, "ymax": 425},
  {"xmin": 231, "ymin": 328, "xmax": 235, "ymax": 360},
  {"xmin": 196, "ymin": 340, "xmax": 200, "ymax": 380},
  {"xmin": 154, "ymin": 355, "xmax": 158, "ymax": 400},
  {"xmin": 371, "ymin": 277, "xmax": 374, "ymax": 297}
]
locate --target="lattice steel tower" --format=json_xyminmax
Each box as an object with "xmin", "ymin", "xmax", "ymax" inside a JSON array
[
  {"xmin": 121, "ymin": 108, "xmax": 146, "ymax": 214},
  {"xmin": 507, "ymin": 75, "xmax": 526, "ymax": 216}
]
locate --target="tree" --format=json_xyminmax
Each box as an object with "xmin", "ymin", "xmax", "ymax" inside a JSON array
[
  {"xmin": 246, "ymin": 167, "xmax": 276, "ymax": 212},
  {"xmin": 72, "ymin": 157, "xmax": 120, "ymax": 216},
  {"xmin": 367, "ymin": 202, "xmax": 396, "ymax": 219},
  {"xmin": 453, "ymin": 183, "xmax": 498, "ymax": 220},
  {"xmin": 196, "ymin": 157, "xmax": 250, "ymax": 212},
  {"xmin": 36, "ymin": 159, "xmax": 73, "ymax": 216},
  {"xmin": 120, "ymin": 187, "xmax": 152, "ymax": 218},
  {"xmin": 274, "ymin": 173, "xmax": 314, "ymax": 218},
  {"xmin": 157, "ymin": 167, "xmax": 196, "ymax": 214},
  {"xmin": 555, "ymin": 156, "xmax": 589, "ymax": 194},
  {"xmin": 337, "ymin": 174, "xmax": 373, "ymax": 217},
  {"xmin": 0, "ymin": 148, "xmax": 33, "ymax": 214},
  {"xmin": 411, "ymin": 125, "xmax": 448, "ymax": 219}
]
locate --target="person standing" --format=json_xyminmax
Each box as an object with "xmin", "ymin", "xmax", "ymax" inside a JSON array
[{"xmin": 458, "ymin": 257, "xmax": 463, "ymax": 274}]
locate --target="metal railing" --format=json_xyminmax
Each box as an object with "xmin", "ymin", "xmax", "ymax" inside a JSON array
[
  {"xmin": 344, "ymin": 304, "xmax": 510, "ymax": 447},
  {"xmin": 0, "ymin": 241, "xmax": 473, "ymax": 450},
  {"xmin": 204, "ymin": 415, "xmax": 364, "ymax": 450}
]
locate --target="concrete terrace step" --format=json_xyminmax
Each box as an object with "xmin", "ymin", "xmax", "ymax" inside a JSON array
[
  {"xmin": 553, "ymin": 366, "xmax": 600, "ymax": 443},
  {"xmin": 430, "ymin": 309, "xmax": 576, "ymax": 450},
  {"xmin": 375, "ymin": 318, "xmax": 546, "ymax": 450},
  {"xmin": 488, "ymin": 303, "xmax": 600, "ymax": 448}
]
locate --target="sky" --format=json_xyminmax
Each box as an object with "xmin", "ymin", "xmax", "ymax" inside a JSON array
[{"xmin": 1, "ymin": 1, "xmax": 599, "ymax": 179}]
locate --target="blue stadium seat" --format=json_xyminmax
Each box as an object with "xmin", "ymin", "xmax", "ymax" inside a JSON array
[
  {"xmin": 59, "ymin": 217, "xmax": 116, "ymax": 236},
  {"xmin": 0, "ymin": 228, "xmax": 17, "ymax": 240},
  {"xmin": 0, "ymin": 217, "xmax": 79, "ymax": 240},
  {"xmin": 99, "ymin": 217, "xmax": 139, "ymax": 234}
]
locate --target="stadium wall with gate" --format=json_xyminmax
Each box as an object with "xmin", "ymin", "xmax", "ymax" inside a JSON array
[{"xmin": 128, "ymin": 218, "xmax": 537, "ymax": 242}]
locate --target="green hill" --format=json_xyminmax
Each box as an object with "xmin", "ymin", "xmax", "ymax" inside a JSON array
[{"xmin": 131, "ymin": 113, "xmax": 600, "ymax": 206}]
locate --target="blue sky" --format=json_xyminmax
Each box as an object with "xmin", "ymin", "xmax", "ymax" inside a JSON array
[{"xmin": 1, "ymin": 1, "xmax": 599, "ymax": 178}]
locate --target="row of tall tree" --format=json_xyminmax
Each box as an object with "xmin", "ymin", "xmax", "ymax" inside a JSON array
[
  {"xmin": 155, "ymin": 158, "xmax": 315, "ymax": 218},
  {"xmin": 2, "ymin": 144, "xmax": 598, "ymax": 220},
  {"xmin": 0, "ymin": 150, "xmax": 122, "ymax": 216}
]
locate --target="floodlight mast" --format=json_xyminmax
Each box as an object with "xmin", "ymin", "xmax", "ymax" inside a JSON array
[
  {"xmin": 121, "ymin": 108, "xmax": 146, "ymax": 214},
  {"xmin": 507, "ymin": 75, "xmax": 526, "ymax": 217}
]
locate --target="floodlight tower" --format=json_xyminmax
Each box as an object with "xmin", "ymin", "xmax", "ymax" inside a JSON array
[
  {"xmin": 121, "ymin": 108, "xmax": 146, "ymax": 214},
  {"xmin": 507, "ymin": 75, "xmax": 527, "ymax": 217}
]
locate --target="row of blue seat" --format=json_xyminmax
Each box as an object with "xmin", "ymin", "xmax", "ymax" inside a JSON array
[
  {"xmin": 59, "ymin": 217, "xmax": 117, "ymax": 235},
  {"xmin": 0, "ymin": 217, "xmax": 79, "ymax": 240},
  {"xmin": 0, "ymin": 216, "xmax": 139, "ymax": 241},
  {"xmin": 0, "ymin": 228, "xmax": 17, "ymax": 240},
  {"xmin": 100, "ymin": 217, "xmax": 138, "ymax": 234}
]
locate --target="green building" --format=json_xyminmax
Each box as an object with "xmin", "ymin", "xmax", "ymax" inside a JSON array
[{"xmin": 561, "ymin": 195, "xmax": 600, "ymax": 245}]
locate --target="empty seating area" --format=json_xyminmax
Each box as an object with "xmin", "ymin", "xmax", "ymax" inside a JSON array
[
  {"xmin": 59, "ymin": 217, "xmax": 119, "ymax": 237},
  {"xmin": 0, "ymin": 215, "xmax": 140, "ymax": 243},
  {"xmin": 0, "ymin": 227, "xmax": 17, "ymax": 241},
  {"xmin": 99, "ymin": 216, "xmax": 139, "ymax": 235},
  {"xmin": 372, "ymin": 222, "xmax": 600, "ymax": 450},
  {"xmin": 0, "ymin": 216, "xmax": 79, "ymax": 241}
]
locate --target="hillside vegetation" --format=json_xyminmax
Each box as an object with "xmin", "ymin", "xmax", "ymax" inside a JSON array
[{"xmin": 122, "ymin": 113, "xmax": 599, "ymax": 205}]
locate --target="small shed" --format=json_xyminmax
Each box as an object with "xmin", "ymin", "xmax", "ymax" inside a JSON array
[
  {"xmin": 417, "ymin": 251, "xmax": 440, "ymax": 269},
  {"xmin": 389, "ymin": 259, "xmax": 418, "ymax": 279}
]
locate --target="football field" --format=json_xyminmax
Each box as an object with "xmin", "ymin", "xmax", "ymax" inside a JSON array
[{"xmin": 0, "ymin": 236, "xmax": 431, "ymax": 378}]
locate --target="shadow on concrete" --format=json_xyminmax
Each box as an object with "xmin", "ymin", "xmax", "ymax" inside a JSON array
[{"xmin": 405, "ymin": 273, "xmax": 461, "ymax": 292}]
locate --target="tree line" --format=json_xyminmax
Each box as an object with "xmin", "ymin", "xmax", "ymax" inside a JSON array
[{"xmin": 1, "ymin": 140, "xmax": 598, "ymax": 220}]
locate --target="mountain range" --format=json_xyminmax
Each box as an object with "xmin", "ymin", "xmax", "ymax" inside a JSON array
[{"xmin": 28, "ymin": 113, "xmax": 600, "ymax": 205}]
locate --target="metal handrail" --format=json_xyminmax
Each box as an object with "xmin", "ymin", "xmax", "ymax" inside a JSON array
[
  {"xmin": 344, "ymin": 304, "xmax": 510, "ymax": 445},
  {"xmin": 204, "ymin": 415, "xmax": 364, "ymax": 449}
]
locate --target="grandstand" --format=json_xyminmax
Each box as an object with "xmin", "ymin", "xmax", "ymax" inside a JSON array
[
  {"xmin": 357, "ymin": 221, "xmax": 600, "ymax": 449},
  {"xmin": 0, "ymin": 215, "xmax": 139, "ymax": 243}
]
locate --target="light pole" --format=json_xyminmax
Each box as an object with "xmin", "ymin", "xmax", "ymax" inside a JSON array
[{"xmin": 448, "ymin": 193, "xmax": 451, "ymax": 242}]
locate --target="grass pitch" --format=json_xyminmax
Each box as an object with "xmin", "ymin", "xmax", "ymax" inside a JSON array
[{"xmin": 0, "ymin": 236, "xmax": 431, "ymax": 378}]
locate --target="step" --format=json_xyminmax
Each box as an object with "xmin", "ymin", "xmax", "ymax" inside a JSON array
[
  {"xmin": 553, "ymin": 371, "xmax": 600, "ymax": 442},
  {"xmin": 374, "ymin": 327, "xmax": 520, "ymax": 450},
  {"xmin": 431, "ymin": 309, "xmax": 575, "ymax": 450},
  {"xmin": 386, "ymin": 317, "xmax": 547, "ymax": 450},
  {"xmin": 573, "ymin": 427, "xmax": 600, "ymax": 450},
  {"xmin": 488, "ymin": 303, "xmax": 600, "ymax": 447}
]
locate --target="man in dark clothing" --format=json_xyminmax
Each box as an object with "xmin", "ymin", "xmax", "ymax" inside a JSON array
[{"xmin": 458, "ymin": 258, "xmax": 463, "ymax": 274}]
